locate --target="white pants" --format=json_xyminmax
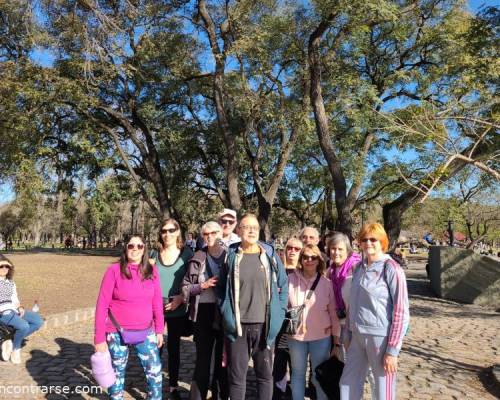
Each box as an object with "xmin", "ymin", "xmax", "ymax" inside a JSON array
[{"xmin": 340, "ymin": 333, "xmax": 396, "ymax": 400}]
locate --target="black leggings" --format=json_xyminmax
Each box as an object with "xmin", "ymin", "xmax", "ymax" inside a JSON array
[{"xmin": 163, "ymin": 314, "xmax": 190, "ymax": 387}]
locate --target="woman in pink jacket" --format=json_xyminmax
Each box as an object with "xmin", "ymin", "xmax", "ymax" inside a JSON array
[
  {"xmin": 287, "ymin": 244, "xmax": 340, "ymax": 400},
  {"xmin": 94, "ymin": 235, "xmax": 164, "ymax": 400}
]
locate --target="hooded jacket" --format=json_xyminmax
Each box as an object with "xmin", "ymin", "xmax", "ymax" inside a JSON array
[
  {"xmin": 347, "ymin": 255, "xmax": 410, "ymax": 356},
  {"xmin": 219, "ymin": 241, "xmax": 288, "ymax": 348}
]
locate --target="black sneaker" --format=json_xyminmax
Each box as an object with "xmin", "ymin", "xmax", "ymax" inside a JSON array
[{"xmin": 170, "ymin": 389, "xmax": 182, "ymax": 400}]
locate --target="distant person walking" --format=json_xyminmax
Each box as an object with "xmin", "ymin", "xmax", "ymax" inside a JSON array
[
  {"xmin": 0, "ymin": 254, "xmax": 44, "ymax": 364},
  {"xmin": 340, "ymin": 223, "xmax": 410, "ymax": 400},
  {"xmin": 94, "ymin": 236, "xmax": 164, "ymax": 399}
]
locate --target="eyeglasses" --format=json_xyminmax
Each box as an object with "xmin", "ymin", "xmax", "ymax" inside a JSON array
[
  {"xmin": 240, "ymin": 225, "xmax": 259, "ymax": 232},
  {"xmin": 0, "ymin": 265, "xmax": 11, "ymax": 270},
  {"xmin": 160, "ymin": 228, "xmax": 178, "ymax": 234},
  {"xmin": 127, "ymin": 243, "xmax": 145, "ymax": 250},
  {"xmin": 361, "ymin": 238, "xmax": 378, "ymax": 243},
  {"xmin": 301, "ymin": 255, "xmax": 319, "ymax": 261},
  {"xmin": 286, "ymin": 246, "xmax": 302, "ymax": 252},
  {"xmin": 202, "ymin": 231, "xmax": 219, "ymax": 237},
  {"xmin": 220, "ymin": 219, "xmax": 236, "ymax": 226}
]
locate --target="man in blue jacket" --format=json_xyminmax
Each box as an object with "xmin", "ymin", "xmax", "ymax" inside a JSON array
[{"xmin": 218, "ymin": 213, "xmax": 288, "ymax": 400}]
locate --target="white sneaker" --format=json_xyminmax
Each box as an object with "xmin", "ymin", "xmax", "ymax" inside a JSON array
[
  {"xmin": 1, "ymin": 340, "xmax": 13, "ymax": 361},
  {"xmin": 10, "ymin": 349, "xmax": 21, "ymax": 364}
]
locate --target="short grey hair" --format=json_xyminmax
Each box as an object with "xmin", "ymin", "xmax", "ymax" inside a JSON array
[
  {"xmin": 326, "ymin": 232, "xmax": 353, "ymax": 255},
  {"xmin": 200, "ymin": 221, "xmax": 222, "ymax": 236},
  {"xmin": 299, "ymin": 226, "xmax": 320, "ymax": 239}
]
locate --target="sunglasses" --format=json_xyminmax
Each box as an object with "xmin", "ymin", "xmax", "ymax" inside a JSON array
[
  {"xmin": 202, "ymin": 231, "xmax": 219, "ymax": 237},
  {"xmin": 127, "ymin": 243, "xmax": 145, "ymax": 250},
  {"xmin": 301, "ymin": 255, "xmax": 319, "ymax": 261},
  {"xmin": 160, "ymin": 228, "xmax": 178, "ymax": 234},
  {"xmin": 220, "ymin": 219, "xmax": 236, "ymax": 226},
  {"xmin": 361, "ymin": 238, "xmax": 378, "ymax": 243},
  {"xmin": 286, "ymin": 246, "xmax": 302, "ymax": 252},
  {"xmin": 0, "ymin": 265, "xmax": 11, "ymax": 270}
]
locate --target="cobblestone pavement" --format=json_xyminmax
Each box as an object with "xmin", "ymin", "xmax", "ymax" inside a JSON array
[{"xmin": 0, "ymin": 261, "xmax": 498, "ymax": 399}]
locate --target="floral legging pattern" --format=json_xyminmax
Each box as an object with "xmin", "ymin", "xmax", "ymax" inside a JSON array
[{"xmin": 107, "ymin": 332, "xmax": 162, "ymax": 400}]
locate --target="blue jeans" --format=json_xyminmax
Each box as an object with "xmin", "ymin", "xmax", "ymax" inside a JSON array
[
  {"xmin": 0, "ymin": 310, "xmax": 44, "ymax": 350},
  {"xmin": 288, "ymin": 336, "xmax": 331, "ymax": 400}
]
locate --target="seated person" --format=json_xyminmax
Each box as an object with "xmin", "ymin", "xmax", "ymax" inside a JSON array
[{"xmin": 0, "ymin": 254, "xmax": 43, "ymax": 364}]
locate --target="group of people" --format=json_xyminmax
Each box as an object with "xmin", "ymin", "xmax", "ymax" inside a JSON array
[{"xmin": 94, "ymin": 208, "xmax": 410, "ymax": 400}]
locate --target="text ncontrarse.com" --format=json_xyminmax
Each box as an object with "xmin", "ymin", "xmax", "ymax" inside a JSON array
[{"xmin": 0, "ymin": 385, "xmax": 103, "ymax": 395}]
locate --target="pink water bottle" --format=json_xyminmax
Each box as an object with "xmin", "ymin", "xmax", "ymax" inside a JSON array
[{"xmin": 91, "ymin": 350, "xmax": 116, "ymax": 388}]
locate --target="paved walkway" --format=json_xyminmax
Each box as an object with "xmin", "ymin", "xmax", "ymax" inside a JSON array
[{"xmin": 0, "ymin": 261, "xmax": 498, "ymax": 399}]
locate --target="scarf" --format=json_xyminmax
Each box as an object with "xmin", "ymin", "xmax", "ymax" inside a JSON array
[{"xmin": 329, "ymin": 252, "xmax": 361, "ymax": 311}]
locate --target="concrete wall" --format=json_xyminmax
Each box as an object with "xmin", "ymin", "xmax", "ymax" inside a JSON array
[{"xmin": 428, "ymin": 246, "xmax": 500, "ymax": 310}]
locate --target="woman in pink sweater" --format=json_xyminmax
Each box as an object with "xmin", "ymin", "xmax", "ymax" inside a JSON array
[
  {"xmin": 287, "ymin": 244, "xmax": 340, "ymax": 400},
  {"xmin": 94, "ymin": 235, "xmax": 164, "ymax": 400}
]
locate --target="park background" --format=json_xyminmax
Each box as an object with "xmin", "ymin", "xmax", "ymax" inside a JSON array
[
  {"xmin": 0, "ymin": 1, "xmax": 499, "ymax": 398},
  {"xmin": 0, "ymin": 0, "xmax": 498, "ymax": 251}
]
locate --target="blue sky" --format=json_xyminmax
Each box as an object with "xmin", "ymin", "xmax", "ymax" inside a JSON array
[{"xmin": 0, "ymin": 0, "xmax": 497, "ymax": 204}]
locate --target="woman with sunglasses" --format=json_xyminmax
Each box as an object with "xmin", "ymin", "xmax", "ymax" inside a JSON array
[
  {"xmin": 340, "ymin": 223, "xmax": 409, "ymax": 400},
  {"xmin": 94, "ymin": 236, "xmax": 164, "ymax": 399},
  {"xmin": 0, "ymin": 254, "xmax": 43, "ymax": 364},
  {"xmin": 273, "ymin": 237, "xmax": 303, "ymax": 399},
  {"xmin": 181, "ymin": 221, "xmax": 228, "ymax": 400},
  {"xmin": 150, "ymin": 218, "xmax": 194, "ymax": 400},
  {"xmin": 287, "ymin": 244, "xmax": 340, "ymax": 400}
]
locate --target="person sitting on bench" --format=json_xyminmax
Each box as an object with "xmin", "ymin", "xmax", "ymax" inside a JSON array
[{"xmin": 0, "ymin": 254, "xmax": 43, "ymax": 364}]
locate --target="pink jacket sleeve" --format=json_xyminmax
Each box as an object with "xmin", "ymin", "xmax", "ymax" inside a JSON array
[
  {"xmin": 152, "ymin": 267, "xmax": 165, "ymax": 334},
  {"xmin": 94, "ymin": 265, "xmax": 115, "ymax": 344},
  {"xmin": 327, "ymin": 282, "xmax": 341, "ymax": 337}
]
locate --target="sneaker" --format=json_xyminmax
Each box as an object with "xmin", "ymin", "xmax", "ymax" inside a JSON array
[
  {"xmin": 10, "ymin": 349, "xmax": 21, "ymax": 364},
  {"xmin": 170, "ymin": 389, "xmax": 181, "ymax": 400},
  {"xmin": 1, "ymin": 340, "xmax": 13, "ymax": 361}
]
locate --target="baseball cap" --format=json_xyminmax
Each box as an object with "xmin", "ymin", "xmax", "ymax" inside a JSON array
[{"xmin": 218, "ymin": 208, "xmax": 237, "ymax": 220}]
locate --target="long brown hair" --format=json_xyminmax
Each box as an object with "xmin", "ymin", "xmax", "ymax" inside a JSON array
[
  {"xmin": 0, "ymin": 254, "xmax": 14, "ymax": 280},
  {"xmin": 119, "ymin": 235, "xmax": 153, "ymax": 280},
  {"xmin": 157, "ymin": 218, "xmax": 183, "ymax": 250}
]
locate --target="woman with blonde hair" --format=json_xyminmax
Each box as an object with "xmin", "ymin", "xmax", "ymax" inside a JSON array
[
  {"xmin": 287, "ymin": 244, "xmax": 340, "ymax": 400},
  {"xmin": 340, "ymin": 223, "xmax": 409, "ymax": 400}
]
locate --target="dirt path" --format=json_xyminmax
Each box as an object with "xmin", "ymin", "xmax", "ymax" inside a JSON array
[{"xmin": 4, "ymin": 252, "xmax": 116, "ymax": 315}]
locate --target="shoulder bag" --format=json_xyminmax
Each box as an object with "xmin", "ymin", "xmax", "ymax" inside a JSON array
[{"xmin": 284, "ymin": 273, "xmax": 321, "ymax": 335}]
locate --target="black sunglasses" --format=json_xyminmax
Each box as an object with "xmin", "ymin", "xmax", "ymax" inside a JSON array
[
  {"xmin": 161, "ymin": 228, "xmax": 178, "ymax": 234},
  {"xmin": 301, "ymin": 255, "xmax": 319, "ymax": 261},
  {"xmin": 0, "ymin": 264, "xmax": 11, "ymax": 270}
]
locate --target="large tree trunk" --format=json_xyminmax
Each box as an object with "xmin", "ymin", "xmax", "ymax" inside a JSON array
[{"xmin": 308, "ymin": 16, "xmax": 353, "ymax": 238}]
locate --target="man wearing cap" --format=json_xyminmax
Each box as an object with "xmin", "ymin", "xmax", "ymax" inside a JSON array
[{"xmin": 218, "ymin": 208, "xmax": 241, "ymax": 247}]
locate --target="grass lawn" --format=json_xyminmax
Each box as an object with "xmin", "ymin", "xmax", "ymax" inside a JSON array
[{"xmin": 3, "ymin": 252, "xmax": 118, "ymax": 316}]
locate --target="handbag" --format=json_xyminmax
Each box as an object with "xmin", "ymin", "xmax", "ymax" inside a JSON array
[
  {"xmin": 315, "ymin": 355, "xmax": 344, "ymax": 400},
  {"xmin": 108, "ymin": 311, "xmax": 152, "ymax": 345},
  {"xmin": 284, "ymin": 273, "xmax": 321, "ymax": 335}
]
